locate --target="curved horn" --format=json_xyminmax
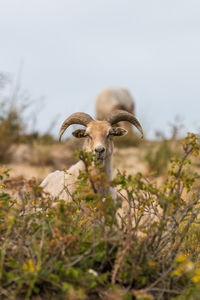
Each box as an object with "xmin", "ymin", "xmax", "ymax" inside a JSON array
[
  {"xmin": 59, "ymin": 112, "xmax": 94, "ymax": 141},
  {"xmin": 106, "ymin": 110, "xmax": 143, "ymax": 138}
]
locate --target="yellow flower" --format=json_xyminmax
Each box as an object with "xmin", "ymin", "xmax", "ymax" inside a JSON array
[
  {"xmin": 28, "ymin": 259, "xmax": 34, "ymax": 273},
  {"xmin": 22, "ymin": 259, "xmax": 40, "ymax": 273},
  {"xmin": 76, "ymin": 209, "xmax": 80, "ymax": 214},
  {"xmin": 192, "ymin": 275, "xmax": 200, "ymax": 283},
  {"xmin": 176, "ymin": 254, "xmax": 186, "ymax": 263},
  {"xmin": 171, "ymin": 260, "xmax": 194, "ymax": 277},
  {"xmin": 32, "ymin": 201, "xmax": 35, "ymax": 205},
  {"xmin": 192, "ymin": 269, "xmax": 200, "ymax": 283},
  {"xmin": 22, "ymin": 263, "xmax": 28, "ymax": 271}
]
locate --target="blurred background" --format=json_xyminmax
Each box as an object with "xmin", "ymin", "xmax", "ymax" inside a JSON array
[{"xmin": 0, "ymin": 0, "xmax": 200, "ymax": 140}]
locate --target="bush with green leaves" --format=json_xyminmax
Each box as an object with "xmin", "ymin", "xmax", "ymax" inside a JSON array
[{"xmin": 0, "ymin": 133, "xmax": 199, "ymax": 300}]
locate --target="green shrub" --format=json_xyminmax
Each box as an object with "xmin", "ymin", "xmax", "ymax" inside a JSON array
[{"xmin": 0, "ymin": 133, "xmax": 199, "ymax": 299}]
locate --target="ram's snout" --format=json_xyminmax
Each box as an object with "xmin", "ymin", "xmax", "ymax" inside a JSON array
[{"xmin": 95, "ymin": 146, "xmax": 105, "ymax": 161}]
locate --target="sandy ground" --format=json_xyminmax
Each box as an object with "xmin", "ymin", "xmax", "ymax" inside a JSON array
[
  {"xmin": 4, "ymin": 142, "xmax": 148, "ymax": 183},
  {"xmin": 3, "ymin": 141, "xmax": 199, "ymax": 192},
  {"xmin": 113, "ymin": 147, "xmax": 147, "ymax": 175}
]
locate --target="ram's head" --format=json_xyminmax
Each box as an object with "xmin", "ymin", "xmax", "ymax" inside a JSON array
[{"xmin": 59, "ymin": 110, "xmax": 143, "ymax": 163}]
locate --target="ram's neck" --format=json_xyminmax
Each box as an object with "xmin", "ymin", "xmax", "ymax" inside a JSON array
[
  {"xmin": 103, "ymin": 154, "xmax": 113, "ymax": 181},
  {"xmin": 76, "ymin": 154, "xmax": 113, "ymax": 198},
  {"xmin": 78, "ymin": 155, "xmax": 113, "ymax": 181}
]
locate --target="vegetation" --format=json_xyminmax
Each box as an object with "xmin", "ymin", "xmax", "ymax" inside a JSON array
[
  {"xmin": 143, "ymin": 139, "xmax": 179, "ymax": 176},
  {"xmin": 143, "ymin": 121, "xmax": 185, "ymax": 176},
  {"xmin": 115, "ymin": 131, "xmax": 142, "ymax": 148},
  {"xmin": 0, "ymin": 72, "xmax": 55, "ymax": 163},
  {"xmin": 0, "ymin": 71, "xmax": 199, "ymax": 299},
  {"xmin": 0, "ymin": 133, "xmax": 199, "ymax": 300}
]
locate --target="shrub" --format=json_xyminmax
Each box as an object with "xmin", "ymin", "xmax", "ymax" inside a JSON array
[
  {"xmin": 143, "ymin": 120, "xmax": 184, "ymax": 176},
  {"xmin": 144, "ymin": 139, "xmax": 172, "ymax": 175},
  {"xmin": 0, "ymin": 133, "xmax": 199, "ymax": 299},
  {"xmin": 0, "ymin": 72, "xmax": 56, "ymax": 162},
  {"xmin": 0, "ymin": 91, "xmax": 24, "ymax": 161}
]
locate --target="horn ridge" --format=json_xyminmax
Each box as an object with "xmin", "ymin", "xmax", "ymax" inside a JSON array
[
  {"xmin": 59, "ymin": 112, "xmax": 93, "ymax": 141},
  {"xmin": 106, "ymin": 110, "xmax": 143, "ymax": 138}
]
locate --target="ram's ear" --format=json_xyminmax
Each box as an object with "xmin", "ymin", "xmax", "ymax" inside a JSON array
[
  {"xmin": 110, "ymin": 127, "xmax": 128, "ymax": 136},
  {"xmin": 72, "ymin": 129, "xmax": 86, "ymax": 138}
]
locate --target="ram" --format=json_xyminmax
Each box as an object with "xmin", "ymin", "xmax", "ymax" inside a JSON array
[
  {"xmin": 40, "ymin": 110, "xmax": 143, "ymax": 200},
  {"xmin": 95, "ymin": 87, "xmax": 135, "ymax": 130}
]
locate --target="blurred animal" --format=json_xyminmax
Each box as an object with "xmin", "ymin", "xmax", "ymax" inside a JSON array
[
  {"xmin": 40, "ymin": 110, "xmax": 143, "ymax": 201},
  {"xmin": 95, "ymin": 87, "xmax": 135, "ymax": 130}
]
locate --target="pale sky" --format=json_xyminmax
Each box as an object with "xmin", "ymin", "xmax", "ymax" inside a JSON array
[{"xmin": 0, "ymin": 0, "xmax": 200, "ymax": 139}]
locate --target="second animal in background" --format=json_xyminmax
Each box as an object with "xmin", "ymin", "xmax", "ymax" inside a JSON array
[{"xmin": 95, "ymin": 87, "xmax": 135, "ymax": 131}]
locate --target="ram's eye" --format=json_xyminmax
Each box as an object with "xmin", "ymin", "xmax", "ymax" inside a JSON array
[{"xmin": 107, "ymin": 130, "xmax": 114, "ymax": 137}]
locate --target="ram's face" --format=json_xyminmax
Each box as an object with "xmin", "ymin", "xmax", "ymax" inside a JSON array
[{"xmin": 72, "ymin": 121, "xmax": 127, "ymax": 164}]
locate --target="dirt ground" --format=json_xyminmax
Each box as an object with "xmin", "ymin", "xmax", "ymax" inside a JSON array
[
  {"xmin": 3, "ymin": 138, "xmax": 199, "ymax": 191},
  {"xmin": 4, "ymin": 141, "xmax": 148, "ymax": 183}
]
